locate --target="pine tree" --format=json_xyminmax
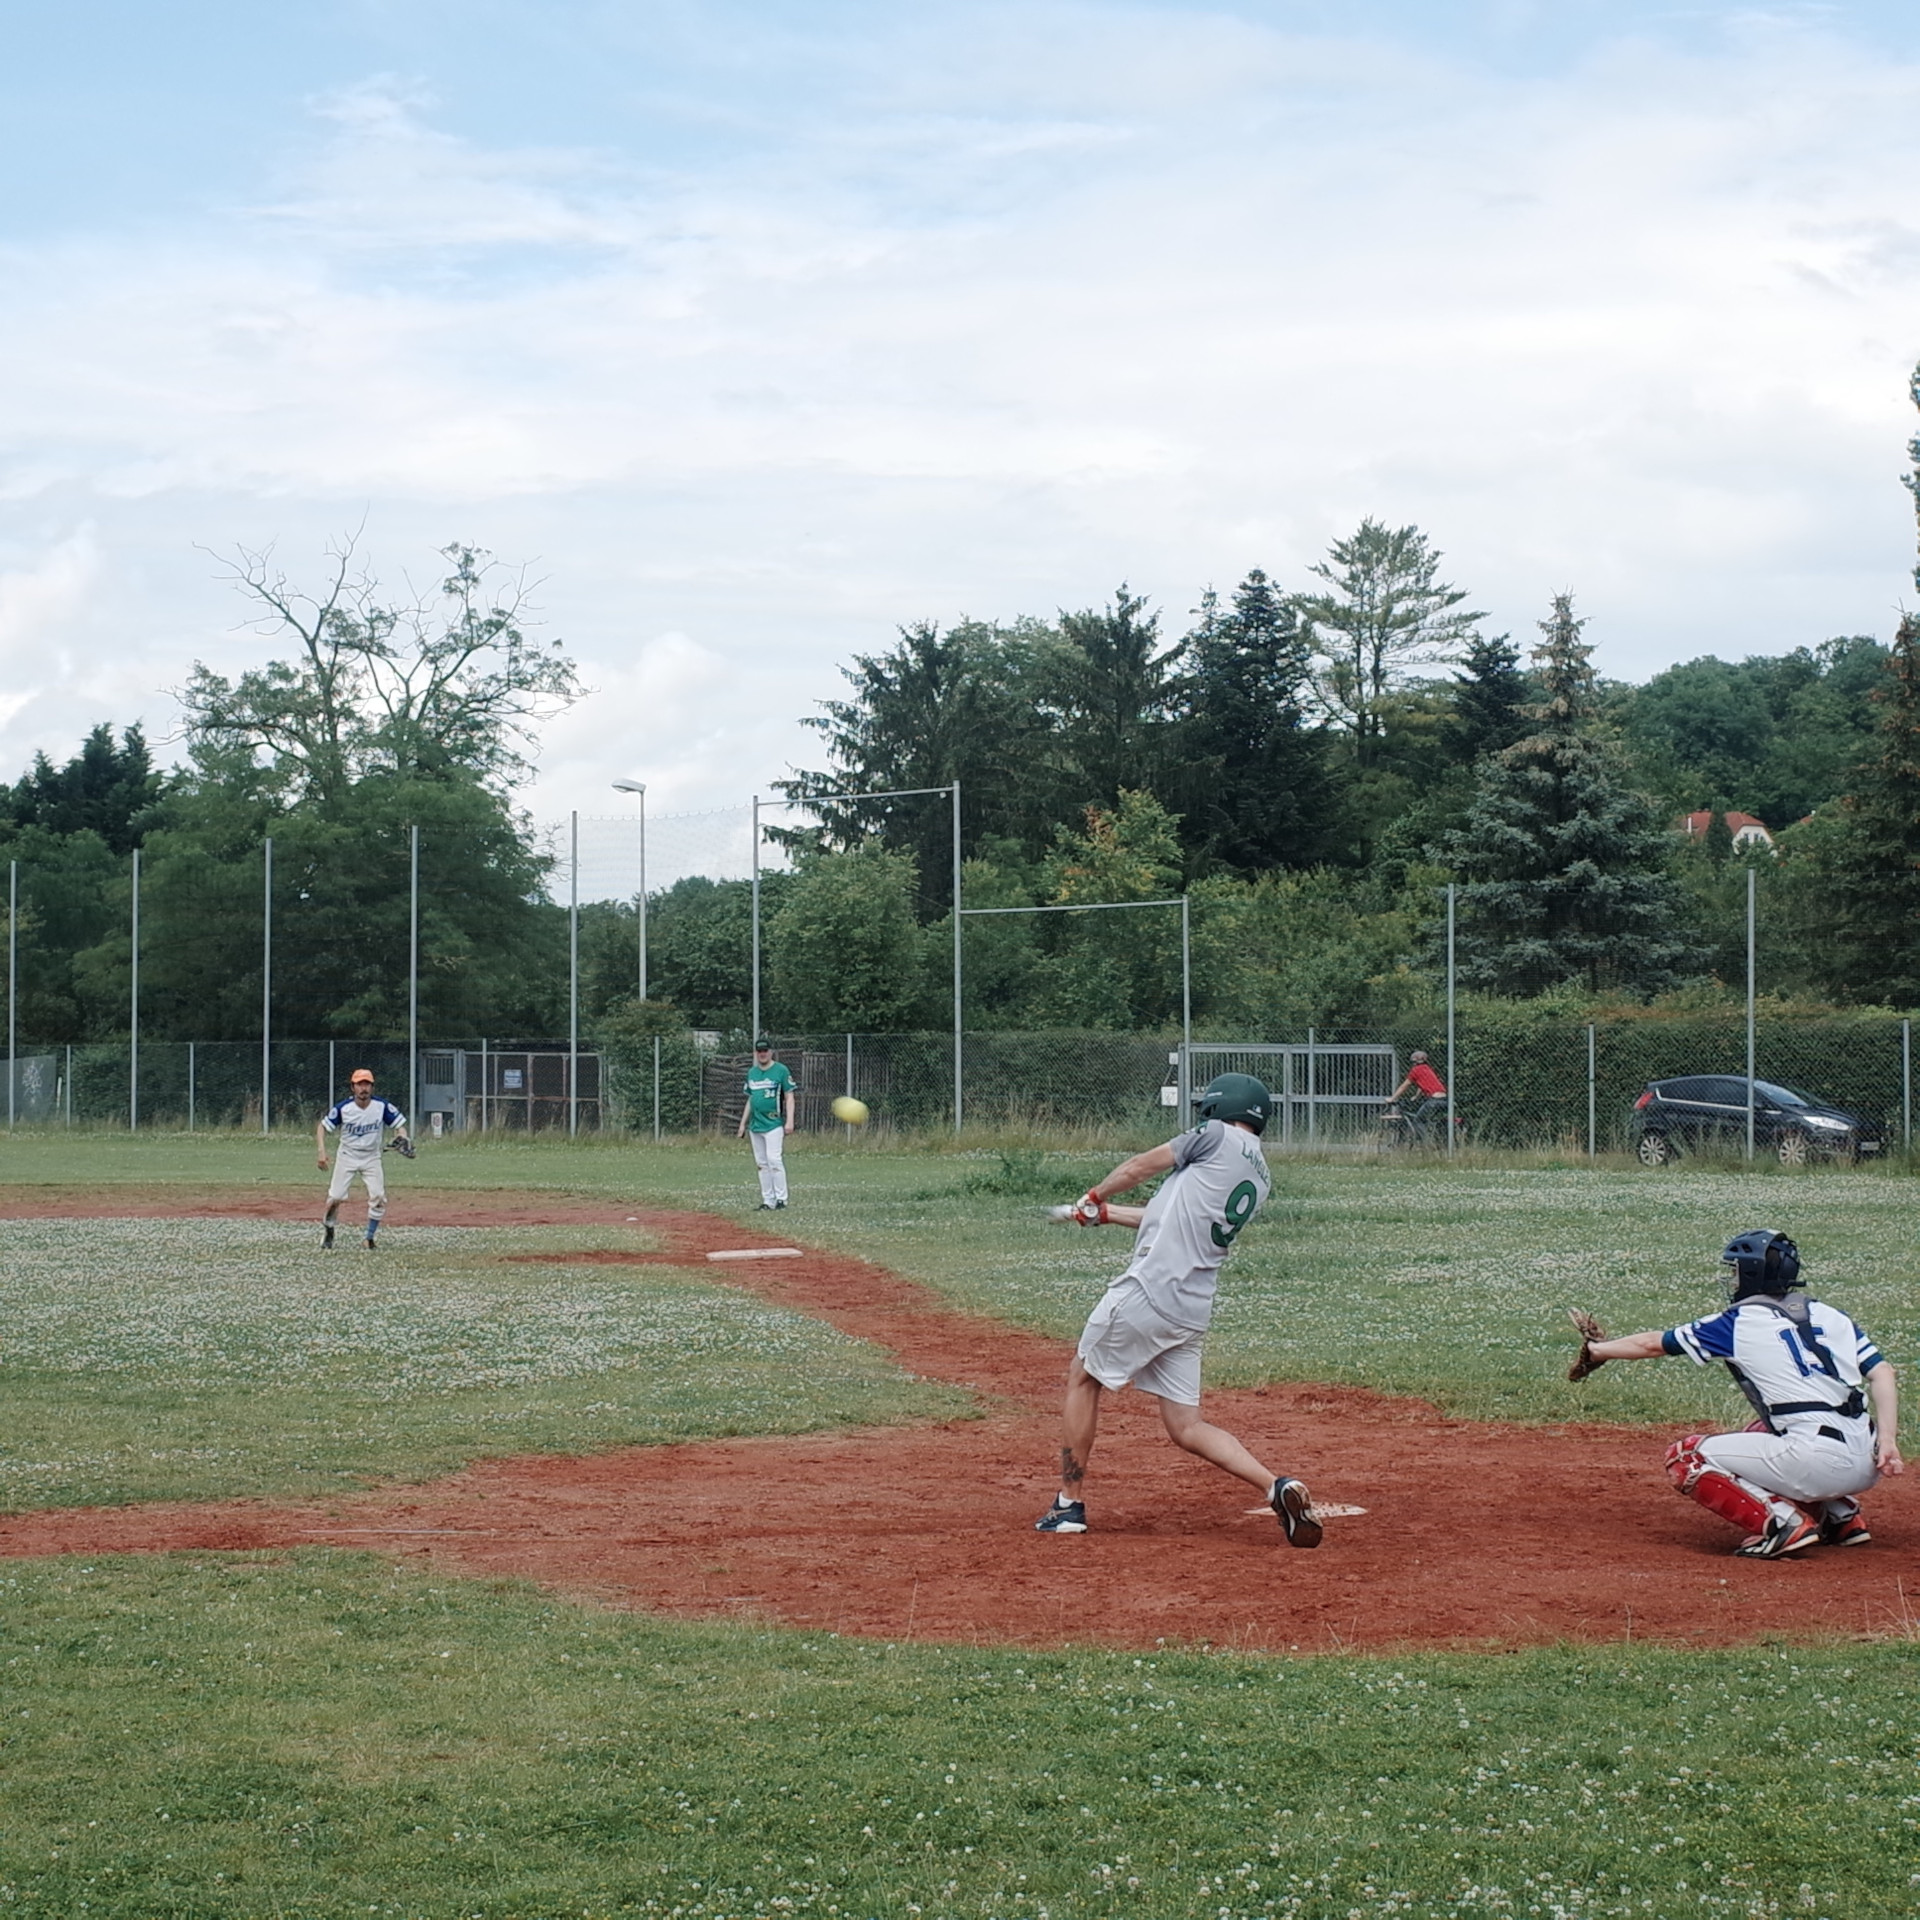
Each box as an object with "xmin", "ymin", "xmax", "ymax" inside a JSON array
[
  {"xmin": 1439, "ymin": 594, "xmax": 1699, "ymax": 995},
  {"xmin": 1292, "ymin": 520, "xmax": 1485, "ymax": 769},
  {"xmin": 1175, "ymin": 570, "xmax": 1333, "ymax": 871},
  {"xmin": 1446, "ymin": 631, "xmax": 1529, "ymax": 762},
  {"xmin": 1790, "ymin": 362, "xmax": 1920, "ymax": 1003}
]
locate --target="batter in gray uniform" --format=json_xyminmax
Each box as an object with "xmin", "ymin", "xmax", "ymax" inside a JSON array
[{"xmin": 1036, "ymin": 1073, "xmax": 1322, "ymax": 1546}]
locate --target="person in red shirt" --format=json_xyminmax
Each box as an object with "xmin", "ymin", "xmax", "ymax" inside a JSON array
[{"xmin": 1390, "ymin": 1050, "xmax": 1447, "ymax": 1114}]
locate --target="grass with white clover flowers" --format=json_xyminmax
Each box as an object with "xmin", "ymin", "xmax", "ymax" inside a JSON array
[
  {"xmin": 2, "ymin": 1551, "xmax": 1919, "ymax": 1920},
  {"xmin": 1, "ymin": 1132, "xmax": 1917, "ymax": 1918}
]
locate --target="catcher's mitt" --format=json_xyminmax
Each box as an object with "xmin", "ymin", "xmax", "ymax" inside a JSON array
[
  {"xmin": 1567, "ymin": 1307, "xmax": 1607, "ymax": 1381},
  {"xmin": 394, "ymin": 1137, "xmax": 417, "ymax": 1160}
]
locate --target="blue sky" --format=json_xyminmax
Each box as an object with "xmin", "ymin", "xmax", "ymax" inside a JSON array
[{"xmin": 4, "ymin": 1, "xmax": 1919, "ymax": 828}]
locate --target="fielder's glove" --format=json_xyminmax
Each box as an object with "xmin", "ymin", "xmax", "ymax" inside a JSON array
[
  {"xmin": 1567, "ymin": 1307, "xmax": 1607, "ymax": 1381},
  {"xmin": 394, "ymin": 1137, "xmax": 417, "ymax": 1160}
]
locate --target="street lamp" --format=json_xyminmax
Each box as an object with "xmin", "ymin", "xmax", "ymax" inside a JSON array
[{"xmin": 612, "ymin": 780, "xmax": 647, "ymax": 999}]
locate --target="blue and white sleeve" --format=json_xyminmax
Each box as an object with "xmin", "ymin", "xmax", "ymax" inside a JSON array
[
  {"xmin": 320, "ymin": 1102, "xmax": 342, "ymax": 1134},
  {"xmin": 1665, "ymin": 1309, "xmax": 1738, "ymax": 1365},
  {"xmin": 1851, "ymin": 1317, "xmax": 1887, "ymax": 1374},
  {"xmin": 385, "ymin": 1102, "xmax": 408, "ymax": 1130}
]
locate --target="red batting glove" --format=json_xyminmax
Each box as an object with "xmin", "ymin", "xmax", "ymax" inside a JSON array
[{"xmin": 1073, "ymin": 1190, "xmax": 1109, "ymax": 1227}]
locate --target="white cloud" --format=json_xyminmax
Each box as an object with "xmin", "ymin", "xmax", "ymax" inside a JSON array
[{"xmin": 0, "ymin": 7, "xmax": 1917, "ymax": 817}]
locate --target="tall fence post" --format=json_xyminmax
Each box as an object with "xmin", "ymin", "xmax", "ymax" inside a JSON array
[
  {"xmin": 408, "ymin": 825, "xmax": 420, "ymax": 1134},
  {"xmin": 6, "ymin": 858, "xmax": 15, "ymax": 1133},
  {"xmin": 653, "ymin": 1033, "xmax": 662, "ymax": 1142},
  {"xmin": 1306, "ymin": 1027, "xmax": 1317, "ymax": 1146},
  {"xmin": 129, "ymin": 847, "xmax": 140, "ymax": 1134},
  {"xmin": 1904, "ymin": 1017, "xmax": 1912, "ymax": 1159},
  {"xmin": 845, "ymin": 1032, "xmax": 854, "ymax": 1139},
  {"xmin": 749, "ymin": 795, "xmax": 761, "ymax": 1045},
  {"xmin": 568, "ymin": 810, "xmax": 580, "ymax": 1138},
  {"xmin": 187, "ymin": 1040, "xmax": 195, "ymax": 1133},
  {"xmin": 1445, "ymin": 883, "xmax": 1457, "ymax": 1156},
  {"xmin": 1744, "ymin": 866, "xmax": 1757, "ymax": 1162},
  {"xmin": 1586, "ymin": 1022, "xmax": 1597, "ymax": 1160},
  {"xmin": 65, "ymin": 1042, "xmax": 72, "ymax": 1127},
  {"xmin": 1179, "ymin": 895, "xmax": 1192, "ymax": 1120},
  {"xmin": 951, "ymin": 778, "xmax": 963, "ymax": 1134},
  {"xmin": 261, "ymin": 835, "xmax": 273, "ymax": 1134}
]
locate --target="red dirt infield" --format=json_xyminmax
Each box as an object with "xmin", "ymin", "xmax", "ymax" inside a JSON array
[{"xmin": 1, "ymin": 1185, "xmax": 1913, "ymax": 1652}]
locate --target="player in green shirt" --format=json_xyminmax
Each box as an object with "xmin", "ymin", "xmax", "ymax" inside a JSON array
[{"xmin": 736, "ymin": 1039, "xmax": 797, "ymax": 1209}]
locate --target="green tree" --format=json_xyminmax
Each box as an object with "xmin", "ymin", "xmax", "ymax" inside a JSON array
[
  {"xmin": 1174, "ymin": 571, "xmax": 1335, "ymax": 873},
  {"xmin": 645, "ymin": 875, "xmax": 795, "ymax": 1033},
  {"xmin": 1446, "ymin": 631, "xmax": 1530, "ymax": 762},
  {"xmin": 5, "ymin": 724, "xmax": 162, "ymax": 855},
  {"xmin": 1787, "ymin": 621, "xmax": 1920, "ymax": 1003},
  {"xmin": 767, "ymin": 845, "xmax": 929, "ymax": 1032},
  {"xmin": 180, "ymin": 536, "xmax": 580, "ymax": 807},
  {"xmin": 1440, "ymin": 595, "xmax": 1699, "ymax": 996},
  {"xmin": 780, "ymin": 617, "xmax": 1061, "ymax": 908},
  {"xmin": 1047, "ymin": 585, "xmax": 1182, "ymax": 813},
  {"xmin": 1293, "ymin": 521, "xmax": 1485, "ymax": 770}
]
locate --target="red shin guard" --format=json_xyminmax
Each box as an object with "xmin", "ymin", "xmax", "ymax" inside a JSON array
[{"xmin": 1664, "ymin": 1434, "xmax": 1773, "ymax": 1535}]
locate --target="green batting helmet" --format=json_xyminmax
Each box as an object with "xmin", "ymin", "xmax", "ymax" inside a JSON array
[{"xmin": 1197, "ymin": 1072, "xmax": 1274, "ymax": 1136}]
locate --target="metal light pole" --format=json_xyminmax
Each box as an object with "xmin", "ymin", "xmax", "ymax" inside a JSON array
[
  {"xmin": 408, "ymin": 825, "xmax": 420, "ymax": 1133},
  {"xmin": 129, "ymin": 848, "xmax": 141, "ymax": 1133},
  {"xmin": 612, "ymin": 780, "xmax": 648, "ymax": 999},
  {"xmin": 1445, "ymin": 882, "xmax": 1457, "ymax": 1156},
  {"xmin": 1745, "ymin": 865, "xmax": 1757, "ymax": 1163},
  {"xmin": 1179, "ymin": 893, "xmax": 1192, "ymax": 1118},
  {"xmin": 952, "ymin": 779, "xmax": 963, "ymax": 1134},
  {"xmin": 750, "ymin": 795, "xmax": 761, "ymax": 1042},
  {"xmin": 261, "ymin": 835, "xmax": 273, "ymax": 1134},
  {"xmin": 569, "ymin": 809, "xmax": 580, "ymax": 1137},
  {"xmin": 7, "ymin": 859, "xmax": 15, "ymax": 1133}
]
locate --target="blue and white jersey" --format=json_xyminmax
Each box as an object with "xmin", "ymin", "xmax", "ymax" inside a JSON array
[
  {"xmin": 1663, "ymin": 1296, "xmax": 1884, "ymax": 1428},
  {"xmin": 322, "ymin": 1097, "xmax": 406, "ymax": 1161}
]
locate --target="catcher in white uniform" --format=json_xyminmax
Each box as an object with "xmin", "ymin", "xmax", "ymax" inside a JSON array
[
  {"xmin": 315, "ymin": 1068, "xmax": 412, "ymax": 1250},
  {"xmin": 1570, "ymin": 1229, "xmax": 1902, "ymax": 1558},
  {"xmin": 1036, "ymin": 1072, "xmax": 1322, "ymax": 1547}
]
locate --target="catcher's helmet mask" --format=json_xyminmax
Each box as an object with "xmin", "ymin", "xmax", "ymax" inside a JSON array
[
  {"xmin": 1196, "ymin": 1071, "xmax": 1274, "ymax": 1137},
  {"xmin": 1721, "ymin": 1228, "xmax": 1802, "ymax": 1300}
]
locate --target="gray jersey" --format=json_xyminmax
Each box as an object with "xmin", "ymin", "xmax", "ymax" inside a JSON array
[{"xmin": 1115, "ymin": 1119, "xmax": 1271, "ymax": 1330}]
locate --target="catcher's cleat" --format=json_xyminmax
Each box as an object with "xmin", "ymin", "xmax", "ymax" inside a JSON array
[
  {"xmin": 322, "ymin": 1224, "xmax": 335, "ymax": 1251},
  {"xmin": 1270, "ymin": 1477, "xmax": 1323, "ymax": 1549},
  {"xmin": 1819, "ymin": 1511, "xmax": 1872, "ymax": 1547},
  {"xmin": 1733, "ymin": 1510, "xmax": 1820, "ymax": 1559},
  {"xmin": 1035, "ymin": 1497, "xmax": 1087, "ymax": 1534}
]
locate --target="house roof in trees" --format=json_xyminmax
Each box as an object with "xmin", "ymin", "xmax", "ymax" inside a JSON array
[{"xmin": 1675, "ymin": 809, "xmax": 1775, "ymax": 848}]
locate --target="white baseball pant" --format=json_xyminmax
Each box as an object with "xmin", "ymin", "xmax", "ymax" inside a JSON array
[
  {"xmin": 749, "ymin": 1126, "xmax": 788, "ymax": 1205},
  {"xmin": 326, "ymin": 1156, "xmax": 388, "ymax": 1221}
]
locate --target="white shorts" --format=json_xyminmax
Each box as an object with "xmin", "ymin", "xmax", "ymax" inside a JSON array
[
  {"xmin": 1076, "ymin": 1278, "xmax": 1206, "ymax": 1406},
  {"xmin": 1699, "ymin": 1419, "xmax": 1878, "ymax": 1505}
]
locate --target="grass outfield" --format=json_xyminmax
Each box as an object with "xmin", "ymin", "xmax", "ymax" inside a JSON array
[
  {"xmin": 4, "ymin": 1551, "xmax": 1918, "ymax": 1920},
  {"xmin": 2, "ymin": 1134, "xmax": 1916, "ymax": 1917},
  {"xmin": 0, "ymin": 1211, "xmax": 971, "ymax": 1511},
  {"xmin": 5, "ymin": 1130, "xmax": 1912, "ymax": 1428}
]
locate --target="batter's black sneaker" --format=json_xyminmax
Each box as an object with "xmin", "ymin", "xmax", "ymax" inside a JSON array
[
  {"xmin": 1270, "ymin": 1477, "xmax": 1323, "ymax": 1549},
  {"xmin": 1035, "ymin": 1497, "xmax": 1087, "ymax": 1534},
  {"xmin": 322, "ymin": 1224, "xmax": 335, "ymax": 1250},
  {"xmin": 364, "ymin": 1235, "xmax": 379, "ymax": 1251}
]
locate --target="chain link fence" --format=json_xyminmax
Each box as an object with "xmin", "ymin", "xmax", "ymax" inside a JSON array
[
  {"xmin": 6, "ymin": 1016, "xmax": 1914, "ymax": 1162},
  {"xmin": 6, "ymin": 1014, "xmax": 1915, "ymax": 1159}
]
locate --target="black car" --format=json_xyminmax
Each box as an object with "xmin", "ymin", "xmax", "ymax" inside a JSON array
[{"xmin": 1629, "ymin": 1075, "xmax": 1884, "ymax": 1167}]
